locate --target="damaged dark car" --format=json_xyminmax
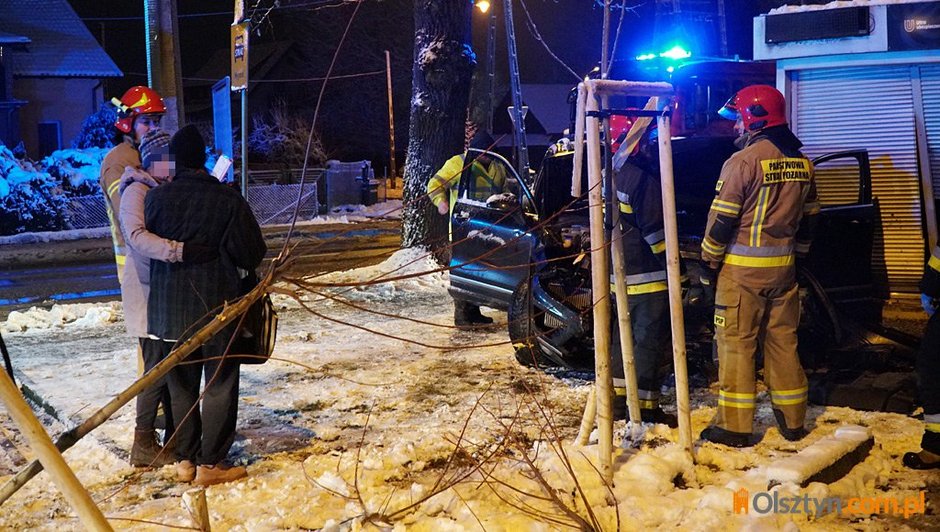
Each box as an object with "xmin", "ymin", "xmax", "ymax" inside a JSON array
[{"xmin": 446, "ymin": 137, "xmax": 918, "ymax": 411}]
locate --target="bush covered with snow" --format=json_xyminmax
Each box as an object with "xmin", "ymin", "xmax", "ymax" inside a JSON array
[
  {"xmin": 41, "ymin": 148, "xmax": 109, "ymax": 196},
  {"xmin": 72, "ymin": 104, "xmax": 119, "ymax": 150},
  {"xmin": 0, "ymin": 144, "xmax": 73, "ymax": 234},
  {"xmin": 249, "ymin": 102, "xmax": 327, "ymax": 167}
]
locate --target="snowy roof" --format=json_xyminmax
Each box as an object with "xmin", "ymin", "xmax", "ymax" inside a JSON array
[
  {"xmin": 0, "ymin": 0, "xmax": 122, "ymax": 78},
  {"xmin": 769, "ymin": 0, "xmax": 927, "ymax": 15}
]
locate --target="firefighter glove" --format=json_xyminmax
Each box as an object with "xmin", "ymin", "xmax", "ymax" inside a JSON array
[
  {"xmin": 922, "ymin": 293, "xmax": 938, "ymax": 317},
  {"xmin": 699, "ymin": 263, "xmax": 719, "ymax": 306},
  {"xmin": 183, "ymin": 242, "xmax": 219, "ymax": 264}
]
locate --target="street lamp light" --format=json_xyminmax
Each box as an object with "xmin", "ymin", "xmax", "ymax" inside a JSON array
[{"xmin": 476, "ymin": 0, "xmax": 491, "ymax": 13}]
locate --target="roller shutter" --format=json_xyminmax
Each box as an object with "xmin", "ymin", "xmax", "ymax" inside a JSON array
[
  {"xmin": 793, "ymin": 66, "xmax": 923, "ymax": 293},
  {"xmin": 921, "ymin": 64, "xmax": 940, "ymax": 200}
]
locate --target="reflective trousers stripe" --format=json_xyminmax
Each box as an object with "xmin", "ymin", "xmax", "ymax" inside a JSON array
[
  {"xmin": 724, "ymin": 253, "xmax": 794, "ymax": 268},
  {"xmin": 770, "ymin": 386, "xmax": 808, "ymax": 406}
]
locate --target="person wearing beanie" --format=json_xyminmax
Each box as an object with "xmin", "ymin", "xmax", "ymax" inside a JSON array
[
  {"xmin": 145, "ymin": 124, "xmax": 266, "ymax": 486},
  {"xmin": 117, "ymin": 128, "xmax": 219, "ymax": 468},
  {"xmin": 169, "ymin": 124, "xmax": 207, "ymax": 170},
  {"xmin": 426, "ymin": 129, "xmax": 507, "ymax": 328}
]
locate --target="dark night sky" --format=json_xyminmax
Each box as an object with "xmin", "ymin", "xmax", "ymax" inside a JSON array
[
  {"xmin": 68, "ymin": 0, "xmax": 793, "ymax": 92},
  {"xmin": 65, "ymin": 0, "xmax": 795, "ymax": 162}
]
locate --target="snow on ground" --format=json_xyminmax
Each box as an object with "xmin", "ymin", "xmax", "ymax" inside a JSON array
[
  {"xmin": 0, "ymin": 227, "xmax": 111, "ymax": 246},
  {"xmin": 0, "ymin": 249, "xmax": 938, "ymax": 530}
]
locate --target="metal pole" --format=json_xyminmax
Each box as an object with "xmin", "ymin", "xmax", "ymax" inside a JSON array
[
  {"xmin": 385, "ymin": 50, "xmax": 397, "ymax": 189},
  {"xmin": 502, "ymin": 0, "xmax": 529, "ymax": 178},
  {"xmin": 485, "ymin": 8, "xmax": 496, "ymax": 134},
  {"xmin": 657, "ymin": 113, "xmax": 692, "ymax": 453},
  {"xmin": 241, "ymin": 88, "xmax": 248, "ymax": 198},
  {"xmin": 0, "ymin": 369, "xmax": 112, "ymax": 531}
]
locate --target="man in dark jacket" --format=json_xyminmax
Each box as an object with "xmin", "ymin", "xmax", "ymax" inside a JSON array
[{"xmin": 145, "ymin": 125, "xmax": 267, "ymax": 486}]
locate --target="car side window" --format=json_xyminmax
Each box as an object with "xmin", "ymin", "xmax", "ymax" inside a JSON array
[{"xmin": 812, "ymin": 155, "xmax": 863, "ymax": 207}]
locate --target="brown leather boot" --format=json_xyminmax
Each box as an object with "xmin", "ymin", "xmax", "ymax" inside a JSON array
[
  {"xmin": 130, "ymin": 429, "xmax": 176, "ymax": 468},
  {"xmin": 193, "ymin": 463, "xmax": 248, "ymax": 486},
  {"xmin": 176, "ymin": 460, "xmax": 196, "ymax": 482}
]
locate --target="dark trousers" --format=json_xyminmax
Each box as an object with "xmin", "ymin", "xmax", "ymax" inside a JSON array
[
  {"xmin": 135, "ymin": 338, "xmax": 175, "ymax": 438},
  {"xmin": 919, "ymin": 312, "xmax": 940, "ymax": 453},
  {"xmin": 610, "ymin": 290, "xmax": 671, "ymax": 400},
  {"xmin": 158, "ymin": 341, "xmax": 241, "ymax": 465}
]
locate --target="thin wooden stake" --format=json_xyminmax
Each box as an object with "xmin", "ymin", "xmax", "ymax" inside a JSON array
[
  {"xmin": 585, "ymin": 82, "xmax": 613, "ymax": 482},
  {"xmin": 575, "ymin": 387, "xmax": 597, "ymax": 446},
  {"xmin": 656, "ymin": 113, "xmax": 692, "ymax": 453},
  {"xmin": 0, "ymin": 369, "xmax": 112, "ymax": 531},
  {"xmin": 571, "ymin": 83, "xmax": 586, "ymax": 197},
  {"xmin": 183, "ymin": 488, "xmax": 211, "ymax": 531}
]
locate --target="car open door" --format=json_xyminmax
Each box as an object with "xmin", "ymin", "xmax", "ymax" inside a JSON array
[
  {"xmin": 448, "ymin": 149, "xmax": 540, "ymax": 310},
  {"xmin": 804, "ymin": 150, "xmax": 876, "ymax": 301}
]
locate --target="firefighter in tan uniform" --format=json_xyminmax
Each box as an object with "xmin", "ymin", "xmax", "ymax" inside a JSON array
[
  {"xmin": 99, "ymin": 86, "xmax": 167, "ymax": 284},
  {"xmin": 698, "ymin": 85, "xmax": 820, "ymax": 447},
  {"xmin": 903, "ymin": 245, "xmax": 940, "ymax": 469}
]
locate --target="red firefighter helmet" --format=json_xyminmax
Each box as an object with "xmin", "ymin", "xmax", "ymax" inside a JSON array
[
  {"xmin": 112, "ymin": 86, "xmax": 166, "ymax": 134},
  {"xmin": 609, "ymin": 114, "xmax": 635, "ymax": 153},
  {"xmin": 610, "ymin": 110, "xmax": 657, "ymax": 154},
  {"xmin": 718, "ymin": 84, "xmax": 787, "ymax": 132}
]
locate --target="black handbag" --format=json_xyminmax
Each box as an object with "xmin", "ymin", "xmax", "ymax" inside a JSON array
[{"xmin": 231, "ymin": 272, "xmax": 278, "ymax": 364}]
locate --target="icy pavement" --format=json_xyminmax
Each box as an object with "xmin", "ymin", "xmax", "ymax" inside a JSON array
[{"xmin": 0, "ymin": 248, "xmax": 937, "ymax": 530}]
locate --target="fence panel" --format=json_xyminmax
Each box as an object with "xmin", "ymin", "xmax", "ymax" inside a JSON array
[{"xmin": 65, "ymin": 181, "xmax": 319, "ymax": 230}]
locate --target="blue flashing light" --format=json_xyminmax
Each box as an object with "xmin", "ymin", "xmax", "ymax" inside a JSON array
[
  {"xmin": 635, "ymin": 53, "xmax": 657, "ymax": 61},
  {"xmin": 666, "ymin": 66, "xmax": 675, "ymax": 73},
  {"xmin": 659, "ymin": 45, "xmax": 691, "ymax": 61}
]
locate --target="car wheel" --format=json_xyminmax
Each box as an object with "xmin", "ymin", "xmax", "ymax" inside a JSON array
[{"xmin": 508, "ymin": 280, "xmax": 553, "ymax": 368}]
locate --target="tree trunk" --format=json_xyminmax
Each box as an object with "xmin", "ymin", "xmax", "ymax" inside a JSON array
[{"xmin": 401, "ymin": 0, "xmax": 476, "ymax": 254}]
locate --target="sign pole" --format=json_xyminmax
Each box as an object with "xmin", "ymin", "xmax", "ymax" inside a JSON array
[{"xmin": 231, "ymin": 2, "xmax": 249, "ymax": 197}]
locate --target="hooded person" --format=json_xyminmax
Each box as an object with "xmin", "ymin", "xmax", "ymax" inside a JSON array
[
  {"xmin": 426, "ymin": 130, "xmax": 508, "ymax": 327},
  {"xmin": 144, "ymin": 125, "xmax": 266, "ymax": 486}
]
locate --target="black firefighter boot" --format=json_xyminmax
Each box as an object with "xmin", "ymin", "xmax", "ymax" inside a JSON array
[
  {"xmin": 454, "ymin": 300, "xmax": 493, "ymax": 328},
  {"xmin": 130, "ymin": 429, "xmax": 176, "ymax": 468},
  {"xmin": 773, "ymin": 409, "xmax": 808, "ymax": 442}
]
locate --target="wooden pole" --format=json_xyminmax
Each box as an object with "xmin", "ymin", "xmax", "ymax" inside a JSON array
[
  {"xmin": 0, "ymin": 369, "xmax": 112, "ymax": 531},
  {"xmin": 0, "ymin": 275, "xmax": 273, "ymax": 506},
  {"xmin": 656, "ymin": 113, "xmax": 692, "ymax": 453},
  {"xmin": 571, "ymin": 83, "xmax": 586, "ymax": 197},
  {"xmin": 585, "ymin": 83, "xmax": 613, "ymax": 482},
  {"xmin": 183, "ymin": 488, "xmax": 211, "ymax": 531},
  {"xmin": 385, "ymin": 50, "xmax": 398, "ymax": 189},
  {"xmin": 575, "ymin": 387, "xmax": 597, "ymax": 446},
  {"xmin": 609, "ymin": 208, "xmax": 642, "ymax": 440}
]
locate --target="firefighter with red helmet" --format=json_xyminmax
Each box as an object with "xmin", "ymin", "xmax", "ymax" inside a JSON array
[
  {"xmin": 699, "ymin": 84, "xmax": 820, "ymax": 447},
  {"xmin": 99, "ymin": 86, "xmax": 167, "ymax": 283},
  {"xmin": 609, "ymin": 119, "xmax": 681, "ymax": 427}
]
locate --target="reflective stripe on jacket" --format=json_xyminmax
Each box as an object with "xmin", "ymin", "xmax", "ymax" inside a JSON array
[
  {"xmin": 922, "ymin": 245, "xmax": 940, "ymax": 298},
  {"xmin": 701, "ymin": 133, "xmax": 818, "ymax": 288},
  {"xmin": 99, "ymin": 140, "xmax": 140, "ymax": 282},
  {"xmin": 611, "ymin": 161, "xmax": 684, "ymax": 295}
]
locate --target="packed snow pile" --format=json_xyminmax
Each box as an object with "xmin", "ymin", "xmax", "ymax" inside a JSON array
[
  {"xmin": 328, "ymin": 199, "xmax": 403, "ymax": 220},
  {"xmin": 1, "ymin": 301, "xmax": 121, "ymax": 333},
  {"xmin": 302, "ymin": 245, "xmax": 448, "ymax": 300}
]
